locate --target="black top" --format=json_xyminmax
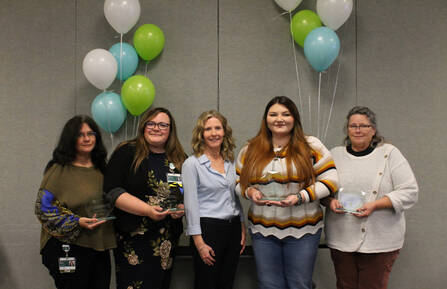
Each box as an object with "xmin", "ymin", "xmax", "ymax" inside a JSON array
[
  {"xmin": 104, "ymin": 143, "xmax": 182, "ymax": 237},
  {"xmin": 346, "ymin": 144, "xmax": 375, "ymax": 157}
]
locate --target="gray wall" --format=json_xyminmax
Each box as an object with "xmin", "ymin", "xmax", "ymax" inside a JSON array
[{"xmin": 0, "ymin": 0, "xmax": 445, "ymax": 288}]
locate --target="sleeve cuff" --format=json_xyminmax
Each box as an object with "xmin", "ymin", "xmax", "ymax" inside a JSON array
[
  {"xmin": 105, "ymin": 187, "xmax": 126, "ymax": 205},
  {"xmin": 187, "ymin": 225, "xmax": 202, "ymax": 236}
]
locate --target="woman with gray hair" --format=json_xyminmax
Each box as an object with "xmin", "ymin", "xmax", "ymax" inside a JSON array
[{"xmin": 322, "ymin": 106, "xmax": 419, "ymax": 289}]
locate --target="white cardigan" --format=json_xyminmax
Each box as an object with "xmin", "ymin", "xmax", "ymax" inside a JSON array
[{"xmin": 324, "ymin": 143, "xmax": 419, "ymax": 253}]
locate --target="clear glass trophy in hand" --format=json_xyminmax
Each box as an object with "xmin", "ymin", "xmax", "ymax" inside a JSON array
[
  {"xmin": 162, "ymin": 173, "xmax": 184, "ymax": 212},
  {"xmin": 84, "ymin": 196, "xmax": 116, "ymax": 221},
  {"xmin": 337, "ymin": 187, "xmax": 366, "ymax": 214},
  {"xmin": 260, "ymin": 153, "xmax": 285, "ymax": 202}
]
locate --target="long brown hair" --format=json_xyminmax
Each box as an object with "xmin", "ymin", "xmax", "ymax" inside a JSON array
[
  {"xmin": 118, "ymin": 107, "xmax": 186, "ymax": 172},
  {"xmin": 240, "ymin": 96, "xmax": 315, "ymax": 192}
]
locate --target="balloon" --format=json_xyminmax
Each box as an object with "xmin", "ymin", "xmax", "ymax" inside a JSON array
[
  {"xmin": 304, "ymin": 27, "xmax": 340, "ymax": 72},
  {"xmin": 290, "ymin": 10, "xmax": 322, "ymax": 47},
  {"xmin": 109, "ymin": 42, "xmax": 139, "ymax": 81},
  {"xmin": 133, "ymin": 24, "xmax": 165, "ymax": 61},
  {"xmin": 104, "ymin": 0, "xmax": 141, "ymax": 34},
  {"xmin": 82, "ymin": 49, "xmax": 117, "ymax": 90},
  {"xmin": 273, "ymin": 0, "xmax": 303, "ymax": 12},
  {"xmin": 91, "ymin": 91, "xmax": 127, "ymax": 133},
  {"xmin": 316, "ymin": 0, "xmax": 353, "ymax": 30},
  {"xmin": 121, "ymin": 75, "xmax": 155, "ymax": 116}
]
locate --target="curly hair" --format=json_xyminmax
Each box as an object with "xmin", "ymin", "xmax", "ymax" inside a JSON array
[
  {"xmin": 45, "ymin": 115, "xmax": 107, "ymax": 173},
  {"xmin": 191, "ymin": 110, "xmax": 236, "ymax": 162}
]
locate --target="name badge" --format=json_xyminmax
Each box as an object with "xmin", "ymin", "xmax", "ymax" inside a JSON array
[
  {"xmin": 59, "ymin": 257, "xmax": 76, "ymax": 273},
  {"xmin": 166, "ymin": 173, "xmax": 182, "ymax": 186}
]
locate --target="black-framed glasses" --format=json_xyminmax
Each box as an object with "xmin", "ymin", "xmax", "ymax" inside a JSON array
[
  {"xmin": 78, "ymin": 131, "xmax": 97, "ymax": 138},
  {"xmin": 145, "ymin": 121, "xmax": 170, "ymax": 130},
  {"xmin": 348, "ymin": 124, "xmax": 372, "ymax": 130}
]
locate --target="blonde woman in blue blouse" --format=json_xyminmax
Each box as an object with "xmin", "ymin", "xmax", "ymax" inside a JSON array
[{"xmin": 182, "ymin": 110, "xmax": 245, "ymax": 289}]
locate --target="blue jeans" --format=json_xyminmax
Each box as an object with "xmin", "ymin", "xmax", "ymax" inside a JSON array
[{"xmin": 251, "ymin": 229, "xmax": 322, "ymax": 289}]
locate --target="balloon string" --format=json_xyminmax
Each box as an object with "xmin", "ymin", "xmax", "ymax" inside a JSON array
[
  {"xmin": 322, "ymin": 26, "xmax": 345, "ymax": 142},
  {"xmin": 110, "ymin": 133, "xmax": 114, "ymax": 149},
  {"xmin": 120, "ymin": 34, "xmax": 123, "ymax": 81},
  {"xmin": 135, "ymin": 115, "xmax": 141, "ymax": 137},
  {"xmin": 308, "ymin": 93, "xmax": 312, "ymax": 134},
  {"xmin": 145, "ymin": 61, "xmax": 149, "ymax": 77},
  {"xmin": 289, "ymin": 12, "xmax": 303, "ymax": 118},
  {"xmin": 125, "ymin": 111, "xmax": 128, "ymax": 140},
  {"xmin": 323, "ymin": 62, "xmax": 341, "ymax": 142},
  {"xmin": 270, "ymin": 11, "xmax": 289, "ymax": 22},
  {"xmin": 317, "ymin": 72, "xmax": 322, "ymax": 139}
]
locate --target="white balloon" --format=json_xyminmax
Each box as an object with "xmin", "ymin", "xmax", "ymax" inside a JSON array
[
  {"xmin": 104, "ymin": 0, "xmax": 141, "ymax": 34},
  {"xmin": 273, "ymin": 0, "xmax": 303, "ymax": 12},
  {"xmin": 82, "ymin": 49, "xmax": 118, "ymax": 90},
  {"xmin": 316, "ymin": 0, "xmax": 353, "ymax": 31}
]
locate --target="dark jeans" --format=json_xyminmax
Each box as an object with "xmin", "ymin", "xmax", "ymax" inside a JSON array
[
  {"xmin": 191, "ymin": 217, "xmax": 242, "ymax": 289},
  {"xmin": 41, "ymin": 237, "xmax": 111, "ymax": 289},
  {"xmin": 330, "ymin": 248, "xmax": 400, "ymax": 289}
]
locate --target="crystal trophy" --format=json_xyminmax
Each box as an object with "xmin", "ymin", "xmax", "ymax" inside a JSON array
[
  {"xmin": 337, "ymin": 188, "xmax": 366, "ymax": 214},
  {"xmin": 260, "ymin": 150, "xmax": 285, "ymax": 202},
  {"xmin": 164, "ymin": 168, "xmax": 184, "ymax": 211},
  {"xmin": 84, "ymin": 196, "xmax": 116, "ymax": 221}
]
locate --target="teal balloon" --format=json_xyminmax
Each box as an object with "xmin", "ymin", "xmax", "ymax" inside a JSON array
[
  {"xmin": 109, "ymin": 42, "xmax": 139, "ymax": 81},
  {"xmin": 304, "ymin": 27, "xmax": 340, "ymax": 72},
  {"xmin": 91, "ymin": 91, "xmax": 127, "ymax": 133}
]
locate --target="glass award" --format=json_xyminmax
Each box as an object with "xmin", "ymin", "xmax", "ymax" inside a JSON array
[
  {"xmin": 260, "ymin": 155, "xmax": 285, "ymax": 202},
  {"xmin": 84, "ymin": 197, "xmax": 116, "ymax": 221},
  {"xmin": 337, "ymin": 188, "xmax": 366, "ymax": 214},
  {"xmin": 163, "ymin": 173, "xmax": 184, "ymax": 211}
]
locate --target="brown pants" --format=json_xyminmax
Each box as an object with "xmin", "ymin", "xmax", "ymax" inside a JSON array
[{"xmin": 330, "ymin": 248, "xmax": 400, "ymax": 289}]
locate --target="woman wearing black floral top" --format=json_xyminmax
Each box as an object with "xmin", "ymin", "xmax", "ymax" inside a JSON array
[{"xmin": 104, "ymin": 107, "xmax": 187, "ymax": 289}]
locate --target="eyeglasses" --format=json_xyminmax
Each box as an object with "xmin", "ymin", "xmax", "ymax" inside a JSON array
[
  {"xmin": 78, "ymin": 131, "xmax": 97, "ymax": 138},
  {"xmin": 348, "ymin": 124, "xmax": 372, "ymax": 130},
  {"xmin": 145, "ymin": 121, "xmax": 170, "ymax": 130}
]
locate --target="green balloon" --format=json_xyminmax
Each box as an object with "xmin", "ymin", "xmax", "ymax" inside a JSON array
[
  {"xmin": 121, "ymin": 75, "xmax": 155, "ymax": 116},
  {"xmin": 291, "ymin": 10, "xmax": 322, "ymax": 47},
  {"xmin": 133, "ymin": 24, "xmax": 165, "ymax": 61}
]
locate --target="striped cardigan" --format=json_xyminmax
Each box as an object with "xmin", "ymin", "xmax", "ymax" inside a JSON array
[{"xmin": 236, "ymin": 136, "xmax": 339, "ymax": 239}]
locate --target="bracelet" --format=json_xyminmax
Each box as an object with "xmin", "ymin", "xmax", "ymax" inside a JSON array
[{"xmin": 294, "ymin": 192, "xmax": 303, "ymax": 206}]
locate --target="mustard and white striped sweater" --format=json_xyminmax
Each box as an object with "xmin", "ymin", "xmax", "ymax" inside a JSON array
[{"xmin": 236, "ymin": 136, "xmax": 338, "ymax": 239}]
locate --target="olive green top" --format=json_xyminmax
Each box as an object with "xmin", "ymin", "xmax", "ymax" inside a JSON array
[{"xmin": 35, "ymin": 163, "xmax": 116, "ymax": 252}]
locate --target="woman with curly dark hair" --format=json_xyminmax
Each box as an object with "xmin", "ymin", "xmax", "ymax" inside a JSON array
[{"xmin": 35, "ymin": 115, "xmax": 116, "ymax": 289}]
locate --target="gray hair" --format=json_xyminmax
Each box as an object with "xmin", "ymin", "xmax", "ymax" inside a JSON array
[{"xmin": 343, "ymin": 106, "xmax": 384, "ymax": 146}]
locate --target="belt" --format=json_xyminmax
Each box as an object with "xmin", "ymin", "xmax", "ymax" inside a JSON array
[{"xmin": 200, "ymin": 216, "xmax": 241, "ymax": 224}]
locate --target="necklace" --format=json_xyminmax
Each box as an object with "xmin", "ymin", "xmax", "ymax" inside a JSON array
[{"xmin": 268, "ymin": 146, "xmax": 282, "ymax": 175}]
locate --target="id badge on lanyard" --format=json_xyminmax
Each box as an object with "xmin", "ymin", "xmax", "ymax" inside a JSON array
[{"xmin": 59, "ymin": 244, "xmax": 76, "ymax": 273}]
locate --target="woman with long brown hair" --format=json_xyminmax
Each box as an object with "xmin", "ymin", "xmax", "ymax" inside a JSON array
[
  {"xmin": 237, "ymin": 96, "xmax": 338, "ymax": 289},
  {"xmin": 104, "ymin": 107, "xmax": 187, "ymax": 289}
]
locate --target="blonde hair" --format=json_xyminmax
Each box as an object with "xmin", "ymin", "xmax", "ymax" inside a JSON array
[
  {"xmin": 239, "ymin": 96, "xmax": 315, "ymax": 193},
  {"xmin": 118, "ymin": 107, "xmax": 186, "ymax": 172},
  {"xmin": 191, "ymin": 110, "xmax": 235, "ymax": 162}
]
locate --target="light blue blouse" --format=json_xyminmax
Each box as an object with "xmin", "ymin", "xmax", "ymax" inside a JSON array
[{"xmin": 182, "ymin": 154, "xmax": 243, "ymax": 235}]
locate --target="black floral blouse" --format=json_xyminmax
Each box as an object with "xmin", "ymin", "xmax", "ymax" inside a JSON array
[{"xmin": 104, "ymin": 144, "xmax": 183, "ymax": 289}]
